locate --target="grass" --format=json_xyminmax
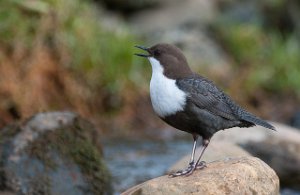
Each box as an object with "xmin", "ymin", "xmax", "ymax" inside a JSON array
[
  {"xmin": 51, "ymin": 0, "xmax": 138, "ymax": 89},
  {"xmin": 214, "ymin": 22, "xmax": 300, "ymax": 96},
  {"xmin": 2, "ymin": 0, "xmax": 139, "ymax": 90},
  {"xmin": 0, "ymin": 0, "xmax": 145, "ymax": 123}
]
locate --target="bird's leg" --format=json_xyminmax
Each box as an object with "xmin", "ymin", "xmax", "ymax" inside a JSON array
[
  {"xmin": 189, "ymin": 134, "xmax": 198, "ymax": 165},
  {"xmin": 195, "ymin": 138, "xmax": 210, "ymax": 170},
  {"xmin": 169, "ymin": 134, "xmax": 198, "ymax": 177},
  {"xmin": 177, "ymin": 138, "xmax": 210, "ymax": 177}
]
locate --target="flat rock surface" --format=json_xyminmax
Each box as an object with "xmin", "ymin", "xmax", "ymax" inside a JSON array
[{"xmin": 122, "ymin": 156, "xmax": 279, "ymax": 195}]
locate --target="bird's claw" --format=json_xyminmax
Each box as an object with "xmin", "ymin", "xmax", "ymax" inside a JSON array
[
  {"xmin": 169, "ymin": 161, "xmax": 207, "ymax": 177},
  {"xmin": 168, "ymin": 162, "xmax": 196, "ymax": 177},
  {"xmin": 196, "ymin": 161, "xmax": 207, "ymax": 169}
]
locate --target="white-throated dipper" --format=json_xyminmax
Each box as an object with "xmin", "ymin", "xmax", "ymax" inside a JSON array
[{"xmin": 134, "ymin": 43, "xmax": 276, "ymax": 177}]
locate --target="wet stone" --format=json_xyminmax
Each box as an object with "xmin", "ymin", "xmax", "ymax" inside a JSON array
[{"xmin": 0, "ymin": 111, "xmax": 112, "ymax": 195}]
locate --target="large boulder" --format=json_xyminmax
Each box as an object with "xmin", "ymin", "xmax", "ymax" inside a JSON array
[
  {"xmin": 242, "ymin": 138, "xmax": 300, "ymax": 188},
  {"xmin": 98, "ymin": 0, "xmax": 160, "ymax": 12},
  {"xmin": 211, "ymin": 122, "xmax": 300, "ymax": 189},
  {"xmin": 0, "ymin": 111, "xmax": 112, "ymax": 195},
  {"xmin": 122, "ymin": 156, "xmax": 279, "ymax": 195}
]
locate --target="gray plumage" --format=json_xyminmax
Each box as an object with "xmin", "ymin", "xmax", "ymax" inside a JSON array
[{"xmin": 174, "ymin": 74, "xmax": 275, "ymax": 139}]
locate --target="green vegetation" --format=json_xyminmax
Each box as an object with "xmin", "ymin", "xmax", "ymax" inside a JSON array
[
  {"xmin": 0, "ymin": 0, "xmax": 141, "ymax": 92},
  {"xmin": 0, "ymin": 0, "xmax": 147, "ymax": 122},
  {"xmin": 215, "ymin": 23, "xmax": 300, "ymax": 96},
  {"xmin": 57, "ymin": 121, "xmax": 113, "ymax": 195}
]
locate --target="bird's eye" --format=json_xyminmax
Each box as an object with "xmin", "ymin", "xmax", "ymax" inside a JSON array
[{"xmin": 154, "ymin": 50, "xmax": 161, "ymax": 56}]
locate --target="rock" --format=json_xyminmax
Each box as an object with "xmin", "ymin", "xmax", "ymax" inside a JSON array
[
  {"xmin": 130, "ymin": 0, "xmax": 216, "ymax": 33},
  {"xmin": 242, "ymin": 138, "xmax": 300, "ymax": 189},
  {"xmin": 209, "ymin": 122, "xmax": 300, "ymax": 190},
  {"xmin": 98, "ymin": 0, "xmax": 160, "ymax": 13},
  {"xmin": 290, "ymin": 111, "xmax": 300, "ymax": 129},
  {"xmin": 167, "ymin": 122, "xmax": 300, "ymax": 190},
  {"xmin": 168, "ymin": 141, "xmax": 251, "ymax": 174},
  {"xmin": 122, "ymin": 157, "xmax": 279, "ymax": 195},
  {"xmin": 0, "ymin": 111, "xmax": 112, "ymax": 195}
]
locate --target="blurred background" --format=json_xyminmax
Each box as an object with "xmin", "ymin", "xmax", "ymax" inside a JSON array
[{"xmin": 0, "ymin": 0, "xmax": 300, "ymax": 194}]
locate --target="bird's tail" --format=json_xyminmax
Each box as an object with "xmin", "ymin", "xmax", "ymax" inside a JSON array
[{"xmin": 241, "ymin": 112, "xmax": 276, "ymax": 131}]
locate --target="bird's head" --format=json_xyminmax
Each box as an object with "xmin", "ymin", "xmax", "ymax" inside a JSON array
[{"xmin": 135, "ymin": 43, "xmax": 192, "ymax": 79}]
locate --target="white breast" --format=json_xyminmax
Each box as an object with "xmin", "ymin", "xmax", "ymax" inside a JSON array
[{"xmin": 148, "ymin": 57, "xmax": 186, "ymax": 117}]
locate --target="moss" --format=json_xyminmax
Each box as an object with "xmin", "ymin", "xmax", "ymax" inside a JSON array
[
  {"xmin": 27, "ymin": 117, "xmax": 113, "ymax": 195},
  {"xmin": 57, "ymin": 120, "xmax": 113, "ymax": 195},
  {"xmin": 28, "ymin": 174, "xmax": 52, "ymax": 195},
  {"xmin": 28, "ymin": 138, "xmax": 58, "ymax": 170},
  {"xmin": 0, "ymin": 123, "xmax": 21, "ymax": 144},
  {"xmin": 0, "ymin": 0, "xmax": 145, "ymax": 120}
]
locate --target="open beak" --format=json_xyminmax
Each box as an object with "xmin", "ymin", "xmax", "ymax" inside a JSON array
[{"xmin": 134, "ymin": 45, "xmax": 151, "ymax": 57}]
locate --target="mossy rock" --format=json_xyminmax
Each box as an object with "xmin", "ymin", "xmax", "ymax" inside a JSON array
[{"xmin": 0, "ymin": 111, "xmax": 112, "ymax": 195}]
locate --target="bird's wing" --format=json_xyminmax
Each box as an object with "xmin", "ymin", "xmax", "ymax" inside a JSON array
[{"xmin": 176, "ymin": 76, "xmax": 239, "ymax": 120}]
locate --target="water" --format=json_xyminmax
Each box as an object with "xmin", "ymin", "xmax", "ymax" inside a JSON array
[
  {"xmin": 102, "ymin": 137, "xmax": 300, "ymax": 195},
  {"xmin": 102, "ymin": 138, "xmax": 191, "ymax": 194},
  {"xmin": 282, "ymin": 189, "xmax": 300, "ymax": 195}
]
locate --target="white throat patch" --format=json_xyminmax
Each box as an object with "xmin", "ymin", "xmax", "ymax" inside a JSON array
[{"xmin": 148, "ymin": 57, "xmax": 186, "ymax": 117}]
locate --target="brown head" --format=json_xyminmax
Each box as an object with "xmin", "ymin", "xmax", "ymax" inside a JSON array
[{"xmin": 135, "ymin": 43, "xmax": 192, "ymax": 79}]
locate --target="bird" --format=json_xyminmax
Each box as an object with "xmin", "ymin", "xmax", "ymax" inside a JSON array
[{"xmin": 134, "ymin": 43, "xmax": 276, "ymax": 177}]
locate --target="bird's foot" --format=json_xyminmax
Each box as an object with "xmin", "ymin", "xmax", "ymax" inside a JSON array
[
  {"xmin": 196, "ymin": 161, "xmax": 207, "ymax": 170},
  {"xmin": 169, "ymin": 161, "xmax": 208, "ymax": 177},
  {"xmin": 168, "ymin": 162, "xmax": 196, "ymax": 177}
]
